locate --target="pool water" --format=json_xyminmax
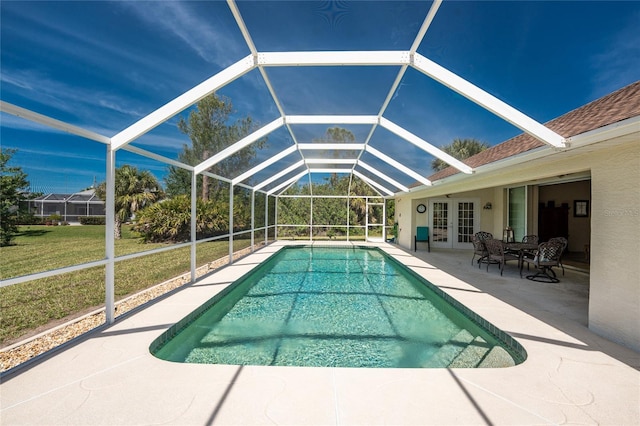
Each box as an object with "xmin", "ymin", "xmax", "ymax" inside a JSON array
[{"xmin": 151, "ymin": 246, "xmax": 526, "ymax": 368}]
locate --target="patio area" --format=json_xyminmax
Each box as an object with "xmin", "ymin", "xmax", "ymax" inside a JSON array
[{"xmin": 1, "ymin": 241, "xmax": 638, "ymax": 425}]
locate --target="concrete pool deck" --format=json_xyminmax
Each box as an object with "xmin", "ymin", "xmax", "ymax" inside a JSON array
[{"xmin": 1, "ymin": 241, "xmax": 639, "ymax": 425}]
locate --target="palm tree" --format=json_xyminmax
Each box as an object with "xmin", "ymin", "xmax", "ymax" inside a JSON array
[
  {"xmin": 97, "ymin": 165, "xmax": 164, "ymax": 239},
  {"xmin": 431, "ymin": 138, "xmax": 490, "ymax": 172}
]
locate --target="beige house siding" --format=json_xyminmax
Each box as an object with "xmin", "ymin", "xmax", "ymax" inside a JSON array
[
  {"xmin": 590, "ymin": 142, "xmax": 640, "ymax": 351},
  {"xmin": 394, "ymin": 196, "xmax": 415, "ymax": 249}
]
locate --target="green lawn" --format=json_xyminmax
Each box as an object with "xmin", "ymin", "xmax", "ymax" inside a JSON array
[{"xmin": 0, "ymin": 225, "xmax": 251, "ymax": 345}]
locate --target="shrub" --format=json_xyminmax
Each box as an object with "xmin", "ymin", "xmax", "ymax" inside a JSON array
[
  {"xmin": 79, "ymin": 216, "xmax": 106, "ymax": 225},
  {"xmin": 132, "ymin": 195, "xmax": 229, "ymax": 243}
]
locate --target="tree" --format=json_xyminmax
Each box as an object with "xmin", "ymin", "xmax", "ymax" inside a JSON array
[
  {"xmin": 96, "ymin": 165, "xmax": 164, "ymax": 239},
  {"xmin": 167, "ymin": 93, "xmax": 266, "ymax": 201},
  {"xmin": 0, "ymin": 148, "xmax": 30, "ymax": 246},
  {"xmin": 431, "ymin": 138, "xmax": 490, "ymax": 172},
  {"xmin": 313, "ymin": 127, "xmax": 357, "ymax": 186}
]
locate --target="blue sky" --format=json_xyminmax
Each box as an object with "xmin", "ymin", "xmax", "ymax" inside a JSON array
[{"xmin": 1, "ymin": 1, "xmax": 639, "ymax": 194}]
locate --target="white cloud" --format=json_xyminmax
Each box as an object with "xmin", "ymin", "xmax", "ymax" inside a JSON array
[
  {"xmin": 1, "ymin": 69, "xmax": 145, "ymax": 133},
  {"xmin": 590, "ymin": 11, "xmax": 640, "ymax": 97},
  {"xmin": 120, "ymin": 1, "xmax": 247, "ymax": 67}
]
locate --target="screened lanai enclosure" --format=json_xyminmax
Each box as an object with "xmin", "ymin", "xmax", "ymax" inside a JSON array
[{"xmin": 2, "ymin": 0, "xmax": 579, "ymax": 329}]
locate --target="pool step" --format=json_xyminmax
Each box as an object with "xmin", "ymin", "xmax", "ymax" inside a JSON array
[
  {"xmin": 477, "ymin": 346, "xmax": 516, "ymax": 368},
  {"xmin": 424, "ymin": 329, "xmax": 475, "ymax": 367},
  {"xmin": 448, "ymin": 336, "xmax": 491, "ymax": 368}
]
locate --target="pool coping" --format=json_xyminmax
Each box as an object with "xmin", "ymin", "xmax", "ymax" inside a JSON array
[{"xmin": 1, "ymin": 241, "xmax": 639, "ymax": 425}]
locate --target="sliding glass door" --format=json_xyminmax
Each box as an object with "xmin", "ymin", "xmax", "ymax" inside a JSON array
[{"xmin": 508, "ymin": 186, "xmax": 526, "ymax": 241}]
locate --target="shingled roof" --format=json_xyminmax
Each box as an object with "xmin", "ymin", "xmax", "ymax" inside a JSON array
[{"xmin": 426, "ymin": 80, "xmax": 640, "ymax": 182}]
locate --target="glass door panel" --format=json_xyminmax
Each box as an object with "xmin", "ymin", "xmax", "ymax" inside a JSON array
[
  {"xmin": 429, "ymin": 201, "xmax": 450, "ymax": 247},
  {"xmin": 508, "ymin": 187, "xmax": 526, "ymax": 241},
  {"xmin": 456, "ymin": 201, "xmax": 475, "ymax": 246}
]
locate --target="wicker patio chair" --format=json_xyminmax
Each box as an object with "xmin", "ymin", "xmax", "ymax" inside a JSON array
[
  {"xmin": 519, "ymin": 234, "xmax": 539, "ymax": 260},
  {"xmin": 520, "ymin": 240, "xmax": 564, "ymax": 283},
  {"xmin": 485, "ymin": 238, "xmax": 519, "ymax": 276},
  {"xmin": 471, "ymin": 231, "xmax": 493, "ymax": 267},
  {"xmin": 548, "ymin": 237, "xmax": 568, "ymax": 275}
]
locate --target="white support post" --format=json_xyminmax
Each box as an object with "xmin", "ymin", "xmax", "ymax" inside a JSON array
[
  {"xmin": 265, "ymin": 194, "xmax": 269, "ymax": 244},
  {"xmin": 105, "ymin": 146, "xmax": 115, "ymax": 324},
  {"xmin": 229, "ymin": 184, "xmax": 234, "ymax": 265},
  {"xmin": 251, "ymin": 190, "xmax": 255, "ymax": 252},
  {"xmin": 346, "ymin": 196, "xmax": 350, "ymax": 242},
  {"xmin": 274, "ymin": 196, "xmax": 279, "ymax": 241},
  {"xmin": 190, "ymin": 171, "xmax": 197, "ymax": 282},
  {"xmin": 383, "ymin": 200, "xmax": 387, "ymax": 242},
  {"xmin": 310, "ymin": 196, "xmax": 314, "ymax": 242},
  {"xmin": 365, "ymin": 197, "xmax": 369, "ymax": 241}
]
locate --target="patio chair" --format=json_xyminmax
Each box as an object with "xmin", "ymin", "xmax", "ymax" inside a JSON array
[
  {"xmin": 520, "ymin": 240, "xmax": 564, "ymax": 283},
  {"xmin": 518, "ymin": 234, "xmax": 539, "ymax": 260},
  {"xmin": 471, "ymin": 231, "xmax": 493, "ymax": 268},
  {"xmin": 414, "ymin": 226, "xmax": 430, "ymax": 252},
  {"xmin": 471, "ymin": 232, "xmax": 492, "ymax": 267},
  {"xmin": 485, "ymin": 238, "xmax": 519, "ymax": 276},
  {"xmin": 548, "ymin": 237, "xmax": 568, "ymax": 275}
]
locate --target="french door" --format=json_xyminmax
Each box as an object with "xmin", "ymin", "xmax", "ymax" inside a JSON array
[{"xmin": 429, "ymin": 199, "xmax": 479, "ymax": 249}]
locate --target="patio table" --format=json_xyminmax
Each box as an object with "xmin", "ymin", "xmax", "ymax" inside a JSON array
[{"xmin": 503, "ymin": 242, "xmax": 539, "ymax": 268}]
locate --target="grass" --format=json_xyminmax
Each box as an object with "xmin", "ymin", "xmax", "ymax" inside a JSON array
[{"xmin": 0, "ymin": 225, "xmax": 252, "ymax": 345}]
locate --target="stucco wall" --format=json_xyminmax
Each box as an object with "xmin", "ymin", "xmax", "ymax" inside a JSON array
[
  {"xmin": 589, "ymin": 142, "xmax": 640, "ymax": 351},
  {"xmin": 394, "ymin": 196, "xmax": 414, "ymax": 248}
]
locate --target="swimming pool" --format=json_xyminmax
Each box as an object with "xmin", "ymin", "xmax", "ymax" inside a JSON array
[{"xmin": 151, "ymin": 246, "xmax": 526, "ymax": 368}]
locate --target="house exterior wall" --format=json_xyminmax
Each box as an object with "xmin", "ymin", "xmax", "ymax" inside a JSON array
[
  {"xmin": 394, "ymin": 195, "xmax": 415, "ymax": 248},
  {"xmin": 394, "ymin": 133, "xmax": 640, "ymax": 352},
  {"xmin": 590, "ymin": 142, "xmax": 640, "ymax": 351}
]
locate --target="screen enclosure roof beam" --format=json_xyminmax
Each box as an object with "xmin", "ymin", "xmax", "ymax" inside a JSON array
[
  {"xmin": 298, "ymin": 143, "xmax": 366, "ymax": 151},
  {"xmin": 411, "ymin": 53, "xmax": 566, "ymax": 149},
  {"xmin": 285, "ymin": 115, "xmax": 379, "ymax": 125},
  {"xmin": 194, "ymin": 117, "xmax": 284, "ymax": 174},
  {"xmin": 231, "ymin": 145, "xmax": 298, "ymax": 185},
  {"xmin": 257, "ymin": 51, "xmax": 411, "ymax": 67},
  {"xmin": 111, "ymin": 54, "xmax": 256, "ymax": 151},
  {"xmin": 353, "ymin": 170, "xmax": 394, "ymax": 197},
  {"xmin": 356, "ymin": 161, "xmax": 410, "ymax": 192},
  {"xmin": 0, "ymin": 101, "xmax": 111, "ymax": 145},
  {"xmin": 254, "ymin": 160, "xmax": 305, "ymax": 191},
  {"xmin": 365, "ymin": 145, "xmax": 432, "ymax": 187},
  {"xmin": 267, "ymin": 170, "xmax": 308, "ymax": 195},
  {"xmin": 307, "ymin": 168, "xmax": 353, "ymax": 173},
  {"xmin": 379, "ymin": 117, "xmax": 474, "ymax": 174}
]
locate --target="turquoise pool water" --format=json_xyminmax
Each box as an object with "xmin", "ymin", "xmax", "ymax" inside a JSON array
[{"xmin": 151, "ymin": 246, "xmax": 526, "ymax": 368}]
